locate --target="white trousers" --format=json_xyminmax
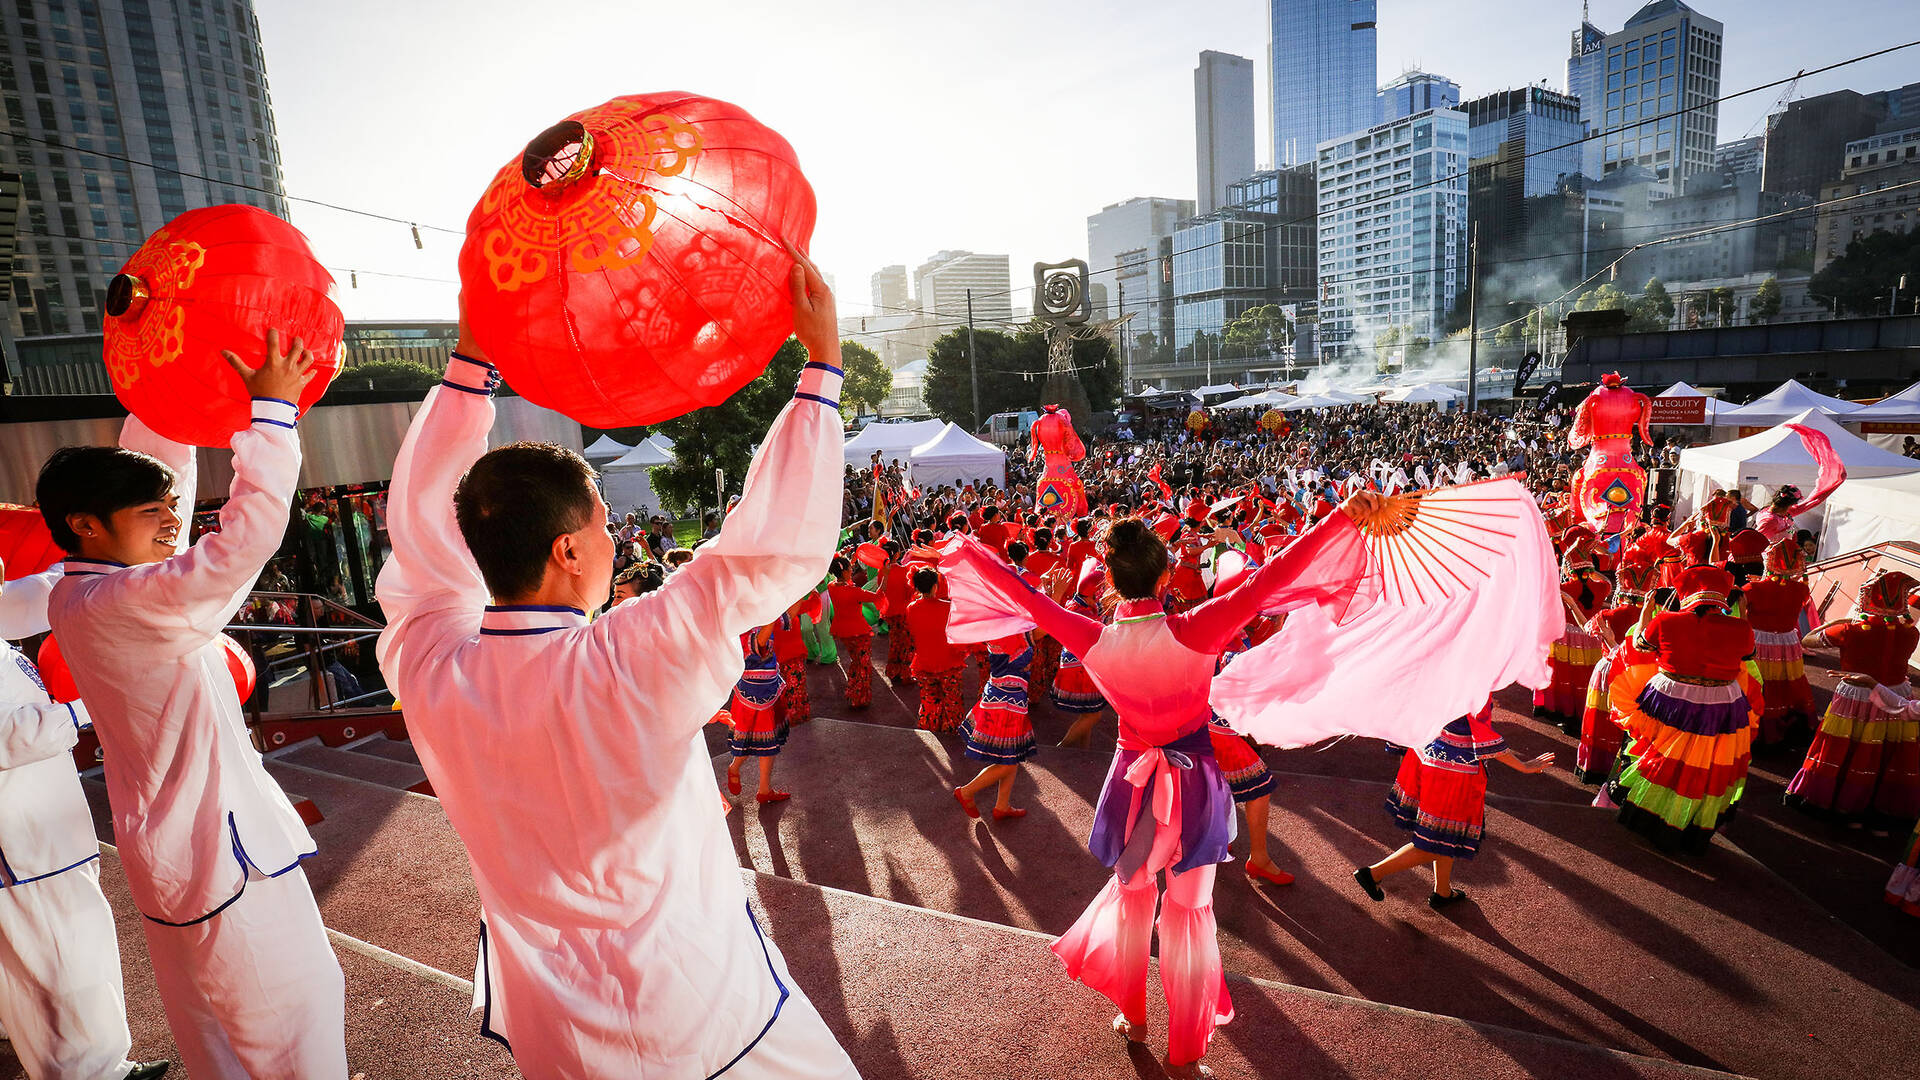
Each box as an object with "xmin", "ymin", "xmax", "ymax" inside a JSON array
[
  {"xmin": 141, "ymin": 867, "xmax": 346, "ymax": 1080},
  {"xmin": 720, "ymin": 933, "xmax": 861, "ymax": 1080},
  {"xmin": 0, "ymin": 860, "xmax": 134, "ymax": 1080}
]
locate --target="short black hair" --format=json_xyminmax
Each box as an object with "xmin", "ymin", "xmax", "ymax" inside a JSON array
[
  {"xmin": 1032, "ymin": 528, "xmax": 1053, "ymax": 550},
  {"xmin": 913, "ymin": 567, "xmax": 940, "ymax": 594},
  {"xmin": 980, "ymin": 505, "xmax": 999, "ymax": 522},
  {"xmin": 36, "ymin": 445, "xmax": 176, "ymax": 552},
  {"xmin": 830, "ymin": 554, "xmax": 851, "ymax": 579},
  {"xmin": 1103, "ymin": 519, "xmax": 1168, "ymax": 600},
  {"xmin": 1006, "ymin": 540, "xmax": 1029, "ymax": 564},
  {"xmin": 454, "ymin": 442, "xmax": 598, "ymax": 598}
]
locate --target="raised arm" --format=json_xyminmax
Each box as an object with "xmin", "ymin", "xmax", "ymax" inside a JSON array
[
  {"xmin": 372, "ymin": 351, "xmax": 498, "ymax": 646},
  {"xmin": 937, "ymin": 534, "xmax": 1100, "ymax": 656},
  {"xmin": 0, "ymin": 566, "xmax": 60, "ymax": 640},
  {"xmin": 1171, "ymin": 510, "xmax": 1372, "ymax": 656},
  {"xmin": 109, "ymin": 332, "xmax": 314, "ymax": 650},
  {"xmin": 598, "ymin": 247, "xmax": 845, "ymax": 647}
]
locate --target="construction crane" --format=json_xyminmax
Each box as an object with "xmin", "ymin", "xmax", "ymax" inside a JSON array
[{"xmin": 1746, "ymin": 69, "xmax": 1805, "ymax": 140}]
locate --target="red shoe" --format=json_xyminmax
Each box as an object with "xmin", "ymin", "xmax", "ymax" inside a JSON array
[
  {"xmin": 992, "ymin": 807, "xmax": 1027, "ymax": 820},
  {"xmin": 756, "ymin": 790, "xmax": 791, "ymax": 804},
  {"xmin": 727, "ymin": 771, "xmax": 742, "ymax": 796},
  {"xmin": 954, "ymin": 788, "xmax": 981, "ymax": 818},
  {"xmin": 1246, "ymin": 861, "xmax": 1294, "ymax": 886}
]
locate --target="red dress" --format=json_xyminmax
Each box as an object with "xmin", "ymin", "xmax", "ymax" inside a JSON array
[
  {"xmin": 771, "ymin": 611, "xmax": 811, "ymax": 725},
  {"xmin": 828, "ymin": 579, "xmax": 882, "ymax": 709},
  {"xmin": 1576, "ymin": 604, "xmax": 1646, "ymax": 784},
  {"xmin": 1048, "ymin": 594, "xmax": 1107, "ymax": 715},
  {"xmin": 1741, "ymin": 576, "xmax": 1813, "ymax": 743},
  {"xmin": 905, "ymin": 594, "xmax": 964, "ymax": 732},
  {"xmin": 1786, "ymin": 617, "xmax": 1920, "ymax": 822},
  {"xmin": 881, "ymin": 562, "xmax": 917, "ymax": 682},
  {"xmin": 1539, "ymin": 575, "xmax": 1611, "ymax": 726},
  {"xmin": 1386, "ymin": 702, "xmax": 1506, "ymax": 858},
  {"xmin": 964, "ymin": 633, "xmax": 1036, "ymax": 763}
]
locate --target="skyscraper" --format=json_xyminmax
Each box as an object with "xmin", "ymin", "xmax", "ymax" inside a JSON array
[
  {"xmin": 1270, "ymin": 0, "xmax": 1378, "ymax": 167},
  {"xmin": 1464, "ymin": 87, "xmax": 1587, "ymax": 293},
  {"xmin": 1565, "ymin": 0, "xmax": 1723, "ymax": 185},
  {"xmin": 1378, "ymin": 71, "xmax": 1459, "ymax": 124},
  {"xmin": 1315, "ymin": 108, "xmax": 1469, "ymax": 352},
  {"xmin": 1194, "ymin": 51, "xmax": 1256, "ymax": 215},
  {"xmin": 2, "ymin": 0, "xmax": 289, "ymax": 344},
  {"xmin": 1086, "ymin": 196, "xmax": 1193, "ymax": 336},
  {"xmin": 914, "ymin": 251, "xmax": 1013, "ymax": 327},
  {"xmin": 870, "ymin": 265, "xmax": 909, "ymax": 313}
]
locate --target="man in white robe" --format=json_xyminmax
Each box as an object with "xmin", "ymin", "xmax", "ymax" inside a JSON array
[
  {"xmin": 376, "ymin": 255, "xmax": 859, "ymax": 1078},
  {"xmin": 39, "ymin": 333, "xmax": 345, "ymax": 1079},
  {"xmin": 0, "ymin": 564, "xmax": 169, "ymax": 1080}
]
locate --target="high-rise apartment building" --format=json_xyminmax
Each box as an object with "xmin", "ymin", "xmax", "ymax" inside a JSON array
[
  {"xmin": 1315, "ymin": 108, "xmax": 1469, "ymax": 352},
  {"xmin": 2, "ymin": 0, "xmax": 288, "ymax": 344},
  {"xmin": 1270, "ymin": 0, "xmax": 1377, "ymax": 167},
  {"xmin": 1378, "ymin": 71, "xmax": 1459, "ymax": 124},
  {"xmin": 1713, "ymin": 135, "xmax": 1764, "ymax": 178},
  {"xmin": 1195, "ymin": 51, "xmax": 1256, "ymax": 215},
  {"xmin": 1464, "ymin": 87, "xmax": 1587, "ymax": 294},
  {"xmin": 870, "ymin": 264, "xmax": 909, "ymax": 313},
  {"xmin": 1566, "ymin": 0, "xmax": 1722, "ymax": 185},
  {"xmin": 1814, "ymin": 126, "xmax": 1920, "ymax": 272},
  {"xmin": 1087, "ymin": 196, "xmax": 1193, "ymax": 340},
  {"xmin": 914, "ymin": 251, "xmax": 1013, "ymax": 327}
]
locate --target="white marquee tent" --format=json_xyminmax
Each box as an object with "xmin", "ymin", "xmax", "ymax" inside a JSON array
[
  {"xmin": 844, "ymin": 418, "xmax": 946, "ymax": 466},
  {"xmin": 1711, "ymin": 379, "xmax": 1864, "ymax": 427},
  {"xmin": 600, "ymin": 439, "xmax": 673, "ymax": 517},
  {"xmin": 1674, "ymin": 408, "xmax": 1919, "ymax": 529},
  {"xmin": 1818, "ymin": 470, "xmax": 1920, "ymax": 558},
  {"xmin": 1382, "ymin": 384, "xmax": 1461, "ymax": 405},
  {"xmin": 583, "ymin": 434, "xmax": 632, "ymax": 462},
  {"xmin": 908, "ymin": 423, "xmax": 1006, "ymax": 490},
  {"xmin": 1850, "ymin": 382, "xmax": 1920, "ymax": 424}
]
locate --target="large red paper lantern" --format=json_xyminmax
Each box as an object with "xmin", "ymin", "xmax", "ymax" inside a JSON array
[
  {"xmin": 37, "ymin": 632, "xmax": 254, "ymax": 704},
  {"xmin": 0, "ymin": 505, "xmax": 64, "ymax": 581},
  {"xmin": 459, "ymin": 92, "xmax": 817, "ymax": 428},
  {"xmin": 103, "ymin": 205, "xmax": 344, "ymax": 448}
]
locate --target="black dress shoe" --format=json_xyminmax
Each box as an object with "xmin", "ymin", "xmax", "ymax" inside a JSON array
[
  {"xmin": 1353, "ymin": 866, "xmax": 1385, "ymax": 902},
  {"xmin": 1429, "ymin": 888, "xmax": 1470, "ymax": 910},
  {"xmin": 127, "ymin": 1062, "xmax": 171, "ymax": 1080}
]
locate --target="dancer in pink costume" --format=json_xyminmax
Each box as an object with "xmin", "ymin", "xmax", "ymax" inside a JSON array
[
  {"xmin": 931, "ymin": 504, "xmax": 1380, "ymax": 1077},
  {"xmin": 1029, "ymin": 404, "xmax": 1088, "ymax": 518},
  {"xmin": 934, "ymin": 479, "xmax": 1560, "ymax": 1076}
]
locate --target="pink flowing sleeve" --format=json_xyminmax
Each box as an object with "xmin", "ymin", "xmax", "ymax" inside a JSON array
[
  {"xmin": 1169, "ymin": 513, "xmax": 1373, "ymax": 656},
  {"xmin": 938, "ymin": 535, "xmax": 1100, "ymax": 654},
  {"xmin": 1782, "ymin": 423, "xmax": 1846, "ymax": 516}
]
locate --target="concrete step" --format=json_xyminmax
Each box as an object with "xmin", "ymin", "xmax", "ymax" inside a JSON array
[
  {"xmin": 345, "ymin": 733, "xmax": 423, "ymax": 767},
  {"xmin": 275, "ymin": 741, "xmax": 431, "ymax": 795}
]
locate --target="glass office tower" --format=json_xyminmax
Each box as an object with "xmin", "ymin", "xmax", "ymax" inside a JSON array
[{"xmin": 1271, "ymin": 0, "xmax": 1378, "ymax": 167}]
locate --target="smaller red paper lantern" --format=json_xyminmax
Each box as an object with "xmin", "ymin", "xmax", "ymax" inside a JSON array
[
  {"xmin": 104, "ymin": 205, "xmax": 344, "ymax": 448},
  {"xmin": 37, "ymin": 632, "xmax": 254, "ymax": 704},
  {"xmin": 0, "ymin": 505, "xmax": 64, "ymax": 581},
  {"xmin": 459, "ymin": 92, "xmax": 817, "ymax": 429}
]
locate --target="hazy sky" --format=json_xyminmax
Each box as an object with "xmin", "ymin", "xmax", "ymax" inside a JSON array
[{"xmin": 252, "ymin": 0, "xmax": 1917, "ymax": 323}]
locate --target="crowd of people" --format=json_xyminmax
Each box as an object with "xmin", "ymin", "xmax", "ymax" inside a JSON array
[{"xmin": 3, "ymin": 253, "xmax": 1915, "ymax": 1080}]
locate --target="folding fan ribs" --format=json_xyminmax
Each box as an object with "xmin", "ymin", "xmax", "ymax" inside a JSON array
[{"xmin": 1351, "ymin": 478, "xmax": 1530, "ymax": 605}]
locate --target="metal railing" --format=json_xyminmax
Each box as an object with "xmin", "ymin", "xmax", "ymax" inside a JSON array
[{"xmin": 226, "ymin": 591, "xmax": 395, "ymax": 724}]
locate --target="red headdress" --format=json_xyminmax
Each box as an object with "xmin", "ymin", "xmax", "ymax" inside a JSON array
[
  {"xmin": 1614, "ymin": 553, "xmax": 1659, "ymax": 600},
  {"xmin": 1763, "ymin": 536, "xmax": 1807, "ymax": 579},
  {"xmin": 1857, "ymin": 571, "xmax": 1919, "ymax": 620},
  {"xmin": 1672, "ymin": 530, "xmax": 1713, "ymax": 567},
  {"xmin": 1675, "ymin": 565, "xmax": 1734, "ymax": 611},
  {"xmin": 1726, "ymin": 528, "xmax": 1768, "ymax": 565}
]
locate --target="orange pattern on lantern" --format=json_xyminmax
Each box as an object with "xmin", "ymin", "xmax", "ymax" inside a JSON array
[
  {"xmin": 476, "ymin": 102, "xmax": 704, "ymax": 293},
  {"xmin": 103, "ymin": 233, "xmax": 206, "ymax": 390}
]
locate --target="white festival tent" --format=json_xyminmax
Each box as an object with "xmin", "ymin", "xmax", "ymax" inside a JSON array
[
  {"xmin": 1849, "ymin": 382, "xmax": 1920, "ymax": 423},
  {"xmin": 1316, "ymin": 389, "xmax": 1376, "ymax": 404},
  {"xmin": 1710, "ymin": 379, "xmax": 1864, "ymax": 427},
  {"xmin": 907, "ymin": 423, "xmax": 1007, "ymax": 490},
  {"xmin": 1277, "ymin": 393, "xmax": 1358, "ymax": 411},
  {"xmin": 1818, "ymin": 470, "xmax": 1920, "ymax": 558},
  {"xmin": 1382, "ymin": 384, "xmax": 1461, "ymax": 405},
  {"xmin": 1674, "ymin": 408, "xmax": 1919, "ymax": 530},
  {"xmin": 600, "ymin": 439, "xmax": 673, "ymax": 517},
  {"xmin": 646, "ymin": 433, "xmax": 676, "ymax": 453},
  {"xmin": 1217, "ymin": 389, "xmax": 1300, "ymax": 410},
  {"xmin": 582, "ymin": 434, "xmax": 632, "ymax": 462},
  {"xmin": 844, "ymin": 418, "xmax": 947, "ymax": 466}
]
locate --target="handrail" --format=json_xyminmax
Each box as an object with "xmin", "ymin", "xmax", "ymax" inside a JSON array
[{"xmin": 225, "ymin": 590, "xmax": 393, "ymax": 721}]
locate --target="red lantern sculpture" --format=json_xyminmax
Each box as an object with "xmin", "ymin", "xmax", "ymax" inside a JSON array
[
  {"xmin": 459, "ymin": 93, "xmax": 817, "ymax": 428},
  {"xmin": 0, "ymin": 505, "xmax": 64, "ymax": 581},
  {"xmin": 1569, "ymin": 373, "xmax": 1652, "ymax": 536},
  {"xmin": 39, "ymin": 632, "xmax": 253, "ymax": 705},
  {"xmin": 104, "ymin": 205, "xmax": 344, "ymax": 448},
  {"xmin": 1029, "ymin": 404, "xmax": 1088, "ymax": 517}
]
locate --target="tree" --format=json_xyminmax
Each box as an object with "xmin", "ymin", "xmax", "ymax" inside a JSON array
[
  {"xmin": 923, "ymin": 327, "xmax": 1120, "ymax": 429},
  {"xmin": 1710, "ymin": 286, "xmax": 1737, "ymax": 327},
  {"xmin": 646, "ymin": 338, "xmax": 808, "ymax": 514},
  {"xmin": 1574, "ymin": 283, "xmax": 1631, "ymax": 312},
  {"xmin": 1495, "ymin": 320, "xmax": 1524, "ymax": 345},
  {"xmin": 1809, "ymin": 229, "xmax": 1920, "ymax": 315},
  {"xmin": 336, "ymin": 358, "xmax": 440, "ymax": 391},
  {"xmin": 840, "ymin": 341, "xmax": 892, "ymax": 416},
  {"xmin": 1222, "ymin": 304, "xmax": 1293, "ymax": 356},
  {"xmin": 1641, "ymin": 277, "xmax": 1675, "ymax": 325},
  {"xmin": 1751, "ymin": 275, "xmax": 1782, "ymax": 323}
]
